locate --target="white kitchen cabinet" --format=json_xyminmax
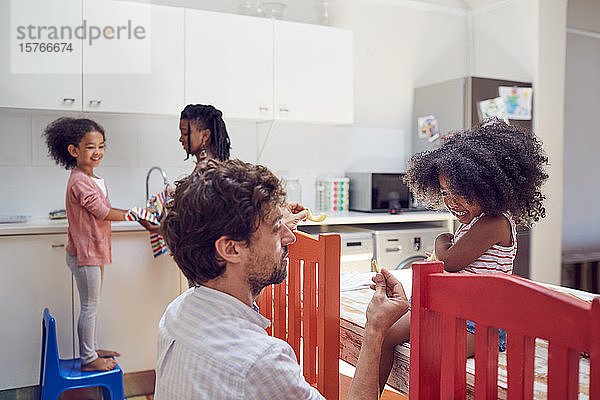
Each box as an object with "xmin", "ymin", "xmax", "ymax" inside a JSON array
[
  {"xmin": 0, "ymin": 234, "xmax": 73, "ymax": 390},
  {"xmin": 80, "ymin": 231, "xmax": 181, "ymax": 373},
  {"xmin": 274, "ymin": 21, "xmax": 354, "ymax": 124},
  {"xmin": 0, "ymin": 1, "xmax": 183, "ymax": 115},
  {"xmin": 0, "ymin": 0, "xmax": 82, "ymax": 110},
  {"xmin": 83, "ymin": 2, "xmax": 184, "ymax": 114},
  {"xmin": 2, "ymin": 2, "xmax": 352, "ymax": 121},
  {"xmin": 185, "ymin": 10, "xmax": 353, "ymax": 124},
  {"xmin": 184, "ymin": 9, "xmax": 273, "ymax": 120}
]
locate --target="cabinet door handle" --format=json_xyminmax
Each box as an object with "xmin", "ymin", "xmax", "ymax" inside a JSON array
[
  {"xmin": 259, "ymin": 106, "xmax": 270, "ymax": 112},
  {"xmin": 88, "ymin": 99, "xmax": 102, "ymax": 106},
  {"xmin": 62, "ymin": 98, "xmax": 76, "ymax": 104},
  {"xmin": 279, "ymin": 106, "xmax": 289, "ymax": 113},
  {"xmin": 51, "ymin": 243, "xmax": 65, "ymax": 248}
]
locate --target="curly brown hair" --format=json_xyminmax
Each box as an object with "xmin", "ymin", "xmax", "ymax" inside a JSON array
[
  {"xmin": 43, "ymin": 117, "xmax": 105, "ymax": 170},
  {"xmin": 161, "ymin": 159, "xmax": 286, "ymax": 286},
  {"xmin": 404, "ymin": 119, "xmax": 548, "ymax": 226}
]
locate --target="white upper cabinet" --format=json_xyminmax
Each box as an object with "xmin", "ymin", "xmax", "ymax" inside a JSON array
[
  {"xmin": 185, "ymin": 11, "xmax": 354, "ymax": 124},
  {"xmin": 83, "ymin": 2, "xmax": 184, "ymax": 114},
  {"xmin": 0, "ymin": 0, "xmax": 183, "ymax": 114},
  {"xmin": 185, "ymin": 10, "xmax": 273, "ymax": 120},
  {"xmin": 1, "ymin": 3, "xmax": 352, "ymax": 122},
  {"xmin": 274, "ymin": 21, "xmax": 354, "ymax": 124},
  {"xmin": 0, "ymin": 0, "xmax": 82, "ymax": 110}
]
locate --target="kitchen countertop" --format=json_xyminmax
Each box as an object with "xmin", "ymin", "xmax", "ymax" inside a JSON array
[
  {"xmin": 300, "ymin": 210, "xmax": 454, "ymax": 226},
  {"xmin": 0, "ymin": 211, "xmax": 455, "ymax": 236},
  {"xmin": 0, "ymin": 219, "xmax": 145, "ymax": 236}
]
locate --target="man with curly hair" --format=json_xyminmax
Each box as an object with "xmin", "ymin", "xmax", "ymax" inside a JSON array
[{"xmin": 154, "ymin": 159, "xmax": 410, "ymax": 400}]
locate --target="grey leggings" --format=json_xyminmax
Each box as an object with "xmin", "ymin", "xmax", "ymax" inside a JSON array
[{"xmin": 66, "ymin": 252, "xmax": 104, "ymax": 364}]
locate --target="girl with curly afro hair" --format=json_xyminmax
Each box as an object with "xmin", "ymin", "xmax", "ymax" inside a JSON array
[
  {"xmin": 377, "ymin": 118, "xmax": 548, "ymax": 391},
  {"xmin": 44, "ymin": 117, "xmax": 136, "ymax": 372}
]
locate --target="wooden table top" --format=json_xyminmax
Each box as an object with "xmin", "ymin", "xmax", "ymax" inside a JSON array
[{"xmin": 339, "ymin": 281, "xmax": 594, "ymax": 399}]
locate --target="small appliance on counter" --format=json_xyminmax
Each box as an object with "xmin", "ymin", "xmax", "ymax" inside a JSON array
[
  {"xmin": 315, "ymin": 177, "xmax": 349, "ymax": 212},
  {"xmin": 346, "ymin": 172, "xmax": 420, "ymax": 213}
]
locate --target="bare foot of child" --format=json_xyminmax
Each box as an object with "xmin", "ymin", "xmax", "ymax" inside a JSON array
[
  {"xmin": 96, "ymin": 349, "xmax": 121, "ymax": 358},
  {"xmin": 81, "ymin": 357, "xmax": 117, "ymax": 371}
]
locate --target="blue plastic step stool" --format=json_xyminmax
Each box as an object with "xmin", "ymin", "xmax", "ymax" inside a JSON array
[{"xmin": 39, "ymin": 308, "xmax": 124, "ymax": 400}]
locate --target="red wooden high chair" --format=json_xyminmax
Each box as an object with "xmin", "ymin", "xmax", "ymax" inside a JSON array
[
  {"xmin": 258, "ymin": 230, "xmax": 341, "ymax": 400},
  {"xmin": 409, "ymin": 261, "xmax": 600, "ymax": 400}
]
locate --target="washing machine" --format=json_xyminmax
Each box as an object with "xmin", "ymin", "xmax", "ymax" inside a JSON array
[
  {"xmin": 298, "ymin": 225, "xmax": 374, "ymax": 273},
  {"xmin": 361, "ymin": 223, "xmax": 448, "ymax": 270}
]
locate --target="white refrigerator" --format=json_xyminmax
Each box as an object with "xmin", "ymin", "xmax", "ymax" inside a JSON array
[{"xmin": 412, "ymin": 76, "xmax": 533, "ymax": 154}]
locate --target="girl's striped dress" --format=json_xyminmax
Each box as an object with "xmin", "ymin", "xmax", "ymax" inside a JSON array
[{"xmin": 453, "ymin": 213, "xmax": 517, "ymax": 274}]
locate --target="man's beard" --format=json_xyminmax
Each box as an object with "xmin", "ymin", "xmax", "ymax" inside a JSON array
[{"xmin": 247, "ymin": 246, "xmax": 289, "ymax": 298}]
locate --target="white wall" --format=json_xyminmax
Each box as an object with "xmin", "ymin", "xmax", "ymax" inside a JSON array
[
  {"xmin": 471, "ymin": 0, "xmax": 567, "ymax": 284},
  {"xmin": 336, "ymin": 0, "xmax": 468, "ymax": 128},
  {"xmin": 471, "ymin": 0, "xmax": 537, "ymax": 82},
  {"xmin": 562, "ymin": 0, "xmax": 600, "ymax": 252},
  {"xmin": 530, "ymin": 0, "xmax": 567, "ymax": 285},
  {"xmin": 0, "ymin": 0, "xmax": 469, "ymax": 214}
]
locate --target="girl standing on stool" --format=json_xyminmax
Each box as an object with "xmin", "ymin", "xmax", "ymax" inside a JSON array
[
  {"xmin": 44, "ymin": 117, "xmax": 131, "ymax": 372},
  {"xmin": 377, "ymin": 119, "xmax": 549, "ymax": 391}
]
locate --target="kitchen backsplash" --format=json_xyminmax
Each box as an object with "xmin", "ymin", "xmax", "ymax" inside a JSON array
[{"xmin": 0, "ymin": 109, "xmax": 407, "ymax": 217}]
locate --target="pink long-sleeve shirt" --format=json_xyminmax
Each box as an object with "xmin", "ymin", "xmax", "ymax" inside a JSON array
[{"xmin": 65, "ymin": 167, "xmax": 112, "ymax": 266}]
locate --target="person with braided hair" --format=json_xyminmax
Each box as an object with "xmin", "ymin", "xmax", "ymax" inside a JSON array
[
  {"xmin": 140, "ymin": 104, "xmax": 233, "ymax": 234},
  {"xmin": 176, "ymin": 103, "xmax": 307, "ymax": 228},
  {"xmin": 179, "ymin": 104, "xmax": 231, "ymax": 171},
  {"xmin": 140, "ymin": 103, "xmax": 307, "ymax": 233}
]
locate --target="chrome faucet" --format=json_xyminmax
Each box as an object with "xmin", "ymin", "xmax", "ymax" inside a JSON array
[{"xmin": 146, "ymin": 166, "xmax": 168, "ymax": 202}]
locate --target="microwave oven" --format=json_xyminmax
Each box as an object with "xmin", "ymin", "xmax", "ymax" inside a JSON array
[{"xmin": 346, "ymin": 172, "xmax": 418, "ymax": 213}]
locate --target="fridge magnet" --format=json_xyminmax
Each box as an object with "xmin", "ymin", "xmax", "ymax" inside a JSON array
[
  {"xmin": 498, "ymin": 86, "xmax": 533, "ymax": 120},
  {"xmin": 440, "ymin": 130, "xmax": 453, "ymax": 142},
  {"xmin": 417, "ymin": 115, "xmax": 439, "ymax": 143},
  {"xmin": 478, "ymin": 97, "xmax": 508, "ymax": 123}
]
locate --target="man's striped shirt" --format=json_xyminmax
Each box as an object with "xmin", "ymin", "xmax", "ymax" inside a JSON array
[{"xmin": 154, "ymin": 286, "xmax": 325, "ymax": 400}]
